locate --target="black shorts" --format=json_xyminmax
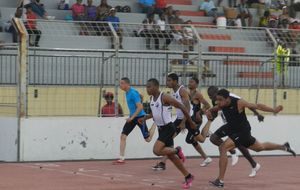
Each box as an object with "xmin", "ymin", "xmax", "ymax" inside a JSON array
[
  {"xmin": 173, "ymin": 118, "xmax": 183, "ymax": 135},
  {"xmin": 229, "ymin": 129, "xmax": 256, "ymax": 148},
  {"xmin": 157, "ymin": 123, "xmax": 176, "ymax": 147},
  {"xmin": 174, "ymin": 118, "xmax": 201, "ymax": 145},
  {"xmin": 121, "ymin": 116, "xmax": 149, "ymax": 139},
  {"xmin": 214, "ymin": 123, "xmax": 233, "ymax": 138}
]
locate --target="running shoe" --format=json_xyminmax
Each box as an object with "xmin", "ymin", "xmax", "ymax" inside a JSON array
[
  {"xmin": 231, "ymin": 151, "xmax": 239, "ymax": 166},
  {"xmin": 112, "ymin": 159, "xmax": 125, "ymax": 165},
  {"xmin": 176, "ymin": 146, "xmax": 186, "ymax": 163},
  {"xmin": 209, "ymin": 179, "xmax": 224, "ymax": 188},
  {"xmin": 183, "ymin": 174, "xmax": 194, "ymax": 189},
  {"xmin": 152, "ymin": 162, "xmax": 166, "ymax": 171},
  {"xmin": 249, "ymin": 163, "xmax": 261, "ymax": 177},
  {"xmin": 284, "ymin": 142, "xmax": 296, "ymax": 157},
  {"xmin": 200, "ymin": 157, "xmax": 212, "ymax": 167}
]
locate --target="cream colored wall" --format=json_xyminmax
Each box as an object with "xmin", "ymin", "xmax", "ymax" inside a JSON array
[{"xmin": 0, "ymin": 86, "xmax": 299, "ymax": 116}]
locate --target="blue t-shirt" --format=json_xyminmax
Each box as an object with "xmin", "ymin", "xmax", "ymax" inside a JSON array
[
  {"xmin": 104, "ymin": 16, "xmax": 120, "ymax": 30},
  {"xmin": 126, "ymin": 87, "xmax": 145, "ymax": 117}
]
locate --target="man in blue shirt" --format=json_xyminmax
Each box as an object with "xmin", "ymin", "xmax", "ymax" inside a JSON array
[
  {"xmin": 113, "ymin": 77, "xmax": 156, "ymax": 164},
  {"xmin": 104, "ymin": 8, "xmax": 123, "ymax": 49}
]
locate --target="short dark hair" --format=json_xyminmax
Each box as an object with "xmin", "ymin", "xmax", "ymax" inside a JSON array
[
  {"xmin": 190, "ymin": 76, "xmax": 199, "ymax": 84},
  {"xmin": 217, "ymin": 89, "xmax": 230, "ymax": 98},
  {"xmin": 208, "ymin": 86, "xmax": 218, "ymax": 94},
  {"xmin": 121, "ymin": 77, "xmax": 130, "ymax": 84},
  {"xmin": 167, "ymin": 73, "xmax": 179, "ymax": 82},
  {"xmin": 147, "ymin": 78, "xmax": 159, "ymax": 86}
]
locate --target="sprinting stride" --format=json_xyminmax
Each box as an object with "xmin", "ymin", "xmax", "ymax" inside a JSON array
[
  {"xmin": 143, "ymin": 78, "xmax": 196, "ymax": 189},
  {"xmin": 207, "ymin": 89, "xmax": 296, "ymax": 188}
]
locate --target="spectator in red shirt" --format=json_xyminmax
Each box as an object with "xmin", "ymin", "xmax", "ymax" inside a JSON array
[
  {"xmin": 155, "ymin": 0, "xmax": 167, "ymax": 15},
  {"xmin": 72, "ymin": 0, "xmax": 85, "ymax": 20},
  {"xmin": 101, "ymin": 92, "xmax": 124, "ymax": 117},
  {"xmin": 25, "ymin": 6, "xmax": 42, "ymax": 47}
]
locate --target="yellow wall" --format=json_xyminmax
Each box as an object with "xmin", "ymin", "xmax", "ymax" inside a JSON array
[{"xmin": 0, "ymin": 86, "xmax": 299, "ymax": 116}]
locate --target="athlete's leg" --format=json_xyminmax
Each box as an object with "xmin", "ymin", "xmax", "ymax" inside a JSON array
[
  {"xmin": 153, "ymin": 140, "xmax": 189, "ymax": 177},
  {"xmin": 218, "ymin": 138, "xmax": 236, "ymax": 181},
  {"xmin": 237, "ymin": 145, "xmax": 256, "ymax": 168},
  {"xmin": 194, "ymin": 120, "xmax": 212, "ymax": 143}
]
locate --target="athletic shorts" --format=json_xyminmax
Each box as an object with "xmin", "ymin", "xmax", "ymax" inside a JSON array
[
  {"xmin": 229, "ymin": 129, "xmax": 256, "ymax": 148},
  {"xmin": 174, "ymin": 118, "xmax": 201, "ymax": 144},
  {"xmin": 121, "ymin": 116, "xmax": 149, "ymax": 139},
  {"xmin": 157, "ymin": 122, "xmax": 176, "ymax": 147},
  {"xmin": 213, "ymin": 123, "xmax": 233, "ymax": 138}
]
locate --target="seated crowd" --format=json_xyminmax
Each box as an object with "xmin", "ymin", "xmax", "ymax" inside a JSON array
[{"xmin": 2, "ymin": 0, "xmax": 300, "ymax": 50}]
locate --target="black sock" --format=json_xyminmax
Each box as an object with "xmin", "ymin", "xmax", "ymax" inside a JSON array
[{"xmin": 185, "ymin": 173, "xmax": 192, "ymax": 179}]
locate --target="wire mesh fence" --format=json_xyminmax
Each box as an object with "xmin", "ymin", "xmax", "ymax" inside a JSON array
[
  {"xmin": 0, "ymin": 44, "xmax": 19, "ymax": 117},
  {"xmin": 4, "ymin": 19, "xmax": 300, "ymax": 116}
]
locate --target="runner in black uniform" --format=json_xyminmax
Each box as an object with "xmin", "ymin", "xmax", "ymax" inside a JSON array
[
  {"xmin": 208, "ymin": 86, "xmax": 263, "ymax": 177},
  {"xmin": 208, "ymin": 89, "xmax": 296, "ymax": 188}
]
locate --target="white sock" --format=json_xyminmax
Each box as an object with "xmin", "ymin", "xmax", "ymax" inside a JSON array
[{"xmin": 119, "ymin": 156, "xmax": 125, "ymax": 160}]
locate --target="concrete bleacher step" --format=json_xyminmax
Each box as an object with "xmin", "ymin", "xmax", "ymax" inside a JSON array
[
  {"xmin": 209, "ymin": 46, "xmax": 245, "ymax": 53},
  {"xmin": 166, "ymin": 0, "xmax": 192, "ymax": 5},
  {"xmin": 200, "ymin": 34, "xmax": 232, "ymax": 40},
  {"xmin": 170, "ymin": 4, "xmax": 199, "ymax": 11},
  {"xmin": 179, "ymin": 10, "xmax": 205, "ymax": 17},
  {"xmin": 237, "ymin": 72, "xmax": 273, "ymax": 78},
  {"xmin": 223, "ymin": 59, "xmax": 261, "ymax": 66}
]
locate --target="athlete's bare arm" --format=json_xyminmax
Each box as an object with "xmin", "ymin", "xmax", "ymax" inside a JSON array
[
  {"xmin": 178, "ymin": 87, "xmax": 191, "ymax": 129},
  {"xmin": 197, "ymin": 92, "xmax": 211, "ymax": 112},
  {"xmin": 238, "ymin": 99, "xmax": 283, "ymax": 114},
  {"xmin": 162, "ymin": 93, "xmax": 196, "ymax": 129}
]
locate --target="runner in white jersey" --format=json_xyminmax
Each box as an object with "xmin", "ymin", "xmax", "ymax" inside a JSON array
[
  {"xmin": 141, "ymin": 78, "xmax": 196, "ymax": 189},
  {"xmin": 152, "ymin": 73, "xmax": 213, "ymax": 171},
  {"xmin": 207, "ymin": 86, "xmax": 265, "ymax": 177}
]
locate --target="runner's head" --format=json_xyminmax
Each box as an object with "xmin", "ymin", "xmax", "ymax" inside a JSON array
[
  {"xmin": 147, "ymin": 78, "xmax": 160, "ymax": 96},
  {"xmin": 166, "ymin": 73, "xmax": 179, "ymax": 88},
  {"xmin": 216, "ymin": 89, "xmax": 231, "ymax": 108}
]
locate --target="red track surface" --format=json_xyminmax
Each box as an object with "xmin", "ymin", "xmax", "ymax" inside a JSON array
[{"xmin": 0, "ymin": 156, "xmax": 299, "ymax": 190}]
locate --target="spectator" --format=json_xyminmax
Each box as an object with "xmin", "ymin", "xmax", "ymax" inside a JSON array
[
  {"xmin": 164, "ymin": 6, "xmax": 174, "ymax": 24},
  {"xmin": 104, "ymin": 8, "xmax": 123, "ymax": 49},
  {"xmin": 278, "ymin": 6, "xmax": 290, "ymax": 27},
  {"xmin": 258, "ymin": 10, "xmax": 270, "ymax": 27},
  {"xmin": 200, "ymin": 0, "xmax": 219, "ymax": 21},
  {"xmin": 71, "ymin": 0, "xmax": 85, "ymax": 21},
  {"xmin": 155, "ymin": 13, "xmax": 173, "ymax": 50},
  {"xmin": 237, "ymin": 0, "xmax": 253, "ymax": 27},
  {"xmin": 182, "ymin": 20, "xmax": 196, "ymax": 51},
  {"xmin": 5, "ymin": 8, "xmax": 23, "ymax": 43},
  {"xmin": 96, "ymin": 0, "xmax": 112, "ymax": 21},
  {"xmin": 101, "ymin": 92, "xmax": 124, "ymax": 117},
  {"xmin": 247, "ymin": 0, "xmax": 265, "ymax": 17},
  {"xmin": 85, "ymin": 0, "xmax": 98, "ymax": 35},
  {"xmin": 22, "ymin": 0, "xmax": 48, "ymax": 19},
  {"xmin": 171, "ymin": 50, "xmax": 194, "ymax": 65},
  {"xmin": 155, "ymin": 0, "xmax": 167, "ymax": 15},
  {"xmin": 137, "ymin": 14, "xmax": 156, "ymax": 49},
  {"xmin": 58, "ymin": 0, "xmax": 70, "ymax": 10},
  {"xmin": 275, "ymin": 42, "xmax": 290, "ymax": 87},
  {"xmin": 169, "ymin": 10, "xmax": 185, "ymax": 47},
  {"xmin": 85, "ymin": 0, "xmax": 97, "ymax": 21},
  {"xmin": 25, "ymin": 6, "xmax": 42, "ymax": 47},
  {"xmin": 138, "ymin": 0, "xmax": 155, "ymax": 15}
]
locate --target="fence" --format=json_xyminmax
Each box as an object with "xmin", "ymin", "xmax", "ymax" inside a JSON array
[{"xmin": 1, "ymin": 18, "xmax": 300, "ymax": 117}]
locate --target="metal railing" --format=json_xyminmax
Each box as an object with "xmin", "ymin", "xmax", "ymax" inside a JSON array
[{"xmin": 2, "ymin": 18, "xmax": 300, "ymax": 117}]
